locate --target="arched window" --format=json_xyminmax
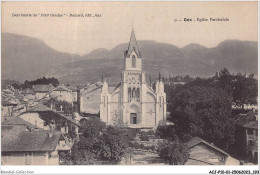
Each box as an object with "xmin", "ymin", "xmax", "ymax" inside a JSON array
[
  {"xmin": 128, "ymin": 87, "xmax": 131, "ymax": 102},
  {"xmin": 132, "ymin": 87, "xmax": 136, "ymax": 98},
  {"xmin": 132, "ymin": 55, "xmax": 136, "ymax": 68},
  {"xmin": 136, "ymin": 88, "xmax": 140, "ymax": 98}
]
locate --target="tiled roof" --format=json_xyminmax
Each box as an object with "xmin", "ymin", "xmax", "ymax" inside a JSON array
[
  {"xmin": 2, "ymin": 117, "xmax": 40, "ymax": 129},
  {"xmin": 26, "ymin": 104, "xmax": 80, "ymax": 127},
  {"xmin": 28, "ymin": 103, "xmax": 51, "ymax": 112},
  {"xmin": 67, "ymin": 86, "xmax": 78, "ymax": 92},
  {"xmin": 1, "ymin": 99, "xmax": 17, "ymax": 106},
  {"xmin": 234, "ymin": 111, "xmax": 258, "ymax": 129},
  {"xmin": 52, "ymin": 86, "xmax": 71, "ymax": 92},
  {"xmin": 21, "ymin": 88, "xmax": 36, "ymax": 95},
  {"xmin": 185, "ymin": 137, "xmax": 229, "ymax": 156},
  {"xmin": 33, "ymin": 84, "xmax": 54, "ymax": 92},
  {"xmin": 244, "ymin": 121, "xmax": 258, "ymax": 129},
  {"xmin": 2, "ymin": 129, "xmax": 61, "ymax": 152},
  {"xmin": 81, "ymin": 82, "xmax": 102, "ymax": 95}
]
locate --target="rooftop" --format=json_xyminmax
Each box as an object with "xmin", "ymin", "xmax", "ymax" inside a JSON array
[
  {"xmin": 52, "ymin": 85, "xmax": 71, "ymax": 92},
  {"xmin": 125, "ymin": 29, "xmax": 142, "ymax": 58},
  {"xmin": 234, "ymin": 111, "xmax": 258, "ymax": 129},
  {"xmin": 185, "ymin": 137, "xmax": 230, "ymax": 156},
  {"xmin": 2, "ymin": 128, "xmax": 61, "ymax": 152},
  {"xmin": 26, "ymin": 103, "xmax": 80, "ymax": 127},
  {"xmin": 33, "ymin": 84, "xmax": 54, "ymax": 92},
  {"xmin": 21, "ymin": 88, "xmax": 36, "ymax": 95},
  {"xmin": 2, "ymin": 116, "xmax": 42, "ymax": 130}
]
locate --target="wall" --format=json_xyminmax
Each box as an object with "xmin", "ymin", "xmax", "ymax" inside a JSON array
[
  {"xmin": 50, "ymin": 90, "xmax": 73, "ymax": 103},
  {"xmin": 124, "ymin": 52, "xmax": 142, "ymax": 71},
  {"xmin": 1, "ymin": 151, "xmax": 56, "ymax": 165},
  {"xmin": 81, "ymin": 88, "xmax": 101, "ymax": 114},
  {"xmin": 36, "ymin": 92, "xmax": 47, "ymax": 99},
  {"xmin": 72, "ymin": 92, "xmax": 77, "ymax": 102},
  {"xmin": 186, "ymin": 144, "xmax": 226, "ymax": 165},
  {"xmin": 19, "ymin": 112, "xmax": 49, "ymax": 130}
]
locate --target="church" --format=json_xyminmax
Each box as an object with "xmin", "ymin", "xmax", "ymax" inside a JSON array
[{"xmin": 100, "ymin": 29, "xmax": 166, "ymax": 129}]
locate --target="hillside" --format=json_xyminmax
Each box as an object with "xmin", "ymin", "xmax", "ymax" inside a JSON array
[
  {"xmin": 2, "ymin": 33, "xmax": 257, "ymax": 86},
  {"xmin": 48, "ymin": 40, "xmax": 257, "ymax": 86},
  {"xmin": 2, "ymin": 33, "xmax": 81, "ymax": 82}
]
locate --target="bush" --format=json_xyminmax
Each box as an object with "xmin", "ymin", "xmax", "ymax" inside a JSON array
[
  {"xmin": 140, "ymin": 131, "xmax": 149, "ymax": 141},
  {"xmin": 158, "ymin": 140, "xmax": 189, "ymax": 165}
]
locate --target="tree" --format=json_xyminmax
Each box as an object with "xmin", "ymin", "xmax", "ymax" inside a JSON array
[
  {"xmin": 43, "ymin": 98, "xmax": 73, "ymax": 114},
  {"xmin": 232, "ymin": 75, "xmax": 257, "ymax": 109},
  {"xmin": 156, "ymin": 125, "xmax": 178, "ymax": 141},
  {"xmin": 69, "ymin": 118, "xmax": 133, "ymax": 165},
  {"xmin": 97, "ymin": 126, "xmax": 129, "ymax": 163},
  {"xmin": 11, "ymin": 76, "xmax": 60, "ymax": 90},
  {"xmin": 218, "ymin": 68, "xmax": 233, "ymax": 95},
  {"xmin": 139, "ymin": 131, "xmax": 149, "ymax": 141},
  {"xmin": 158, "ymin": 140, "xmax": 189, "ymax": 165},
  {"xmin": 168, "ymin": 85, "xmax": 235, "ymax": 150}
]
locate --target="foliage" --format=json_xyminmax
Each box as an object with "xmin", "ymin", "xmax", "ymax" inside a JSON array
[
  {"xmin": 158, "ymin": 140, "xmax": 189, "ymax": 165},
  {"xmin": 139, "ymin": 131, "xmax": 150, "ymax": 141},
  {"xmin": 12, "ymin": 76, "xmax": 59, "ymax": 90},
  {"xmin": 168, "ymin": 84, "xmax": 235, "ymax": 150},
  {"xmin": 156, "ymin": 125, "xmax": 178, "ymax": 141},
  {"xmin": 79, "ymin": 117, "xmax": 106, "ymax": 138},
  {"xmin": 97, "ymin": 126, "xmax": 129, "ymax": 163},
  {"xmin": 71, "ymin": 141, "xmax": 97, "ymax": 165},
  {"xmin": 70, "ymin": 118, "xmax": 133, "ymax": 165},
  {"xmin": 43, "ymin": 98, "xmax": 73, "ymax": 114},
  {"xmin": 130, "ymin": 142, "xmax": 157, "ymax": 151},
  {"xmin": 59, "ymin": 152, "xmax": 73, "ymax": 165},
  {"xmin": 231, "ymin": 74, "xmax": 257, "ymax": 108},
  {"xmin": 164, "ymin": 68, "xmax": 257, "ymax": 150}
]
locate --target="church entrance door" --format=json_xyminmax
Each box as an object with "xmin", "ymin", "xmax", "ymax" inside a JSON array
[{"xmin": 130, "ymin": 113, "xmax": 137, "ymax": 124}]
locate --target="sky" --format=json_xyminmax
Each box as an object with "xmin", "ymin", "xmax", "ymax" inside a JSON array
[{"xmin": 2, "ymin": 1, "xmax": 258, "ymax": 55}]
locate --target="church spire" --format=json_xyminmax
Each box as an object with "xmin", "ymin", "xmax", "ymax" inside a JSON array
[
  {"xmin": 158, "ymin": 72, "xmax": 162, "ymax": 81},
  {"xmin": 125, "ymin": 28, "xmax": 142, "ymax": 58}
]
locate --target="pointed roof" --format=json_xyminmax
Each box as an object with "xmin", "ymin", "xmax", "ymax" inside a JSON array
[
  {"xmin": 125, "ymin": 28, "xmax": 142, "ymax": 58},
  {"xmin": 185, "ymin": 137, "xmax": 230, "ymax": 156}
]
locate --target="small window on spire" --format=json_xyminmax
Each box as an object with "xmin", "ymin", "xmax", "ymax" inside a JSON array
[{"xmin": 132, "ymin": 55, "xmax": 136, "ymax": 68}]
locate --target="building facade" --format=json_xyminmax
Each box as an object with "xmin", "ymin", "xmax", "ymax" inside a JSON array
[
  {"xmin": 50, "ymin": 85, "xmax": 74, "ymax": 103},
  {"xmin": 234, "ymin": 110, "xmax": 258, "ymax": 163},
  {"xmin": 100, "ymin": 29, "xmax": 166, "ymax": 129}
]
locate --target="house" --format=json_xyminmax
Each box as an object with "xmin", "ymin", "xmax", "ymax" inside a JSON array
[
  {"xmin": 18, "ymin": 103, "xmax": 80, "ymax": 137},
  {"xmin": 33, "ymin": 84, "xmax": 54, "ymax": 99},
  {"xmin": 67, "ymin": 86, "xmax": 78, "ymax": 102},
  {"xmin": 1, "ymin": 123, "xmax": 61, "ymax": 165},
  {"xmin": 99, "ymin": 29, "xmax": 166, "ymax": 128},
  {"xmin": 80, "ymin": 81, "xmax": 104, "ymax": 115},
  {"xmin": 21, "ymin": 88, "xmax": 36, "ymax": 97},
  {"xmin": 21, "ymin": 88, "xmax": 36, "ymax": 101},
  {"xmin": 1, "ymin": 89, "xmax": 28, "ymax": 119},
  {"xmin": 49, "ymin": 85, "xmax": 74, "ymax": 103},
  {"xmin": 233, "ymin": 110, "xmax": 258, "ymax": 163},
  {"xmin": 2, "ymin": 100, "xmax": 17, "ymax": 120},
  {"xmin": 1, "ymin": 116, "xmax": 43, "ymax": 130},
  {"xmin": 185, "ymin": 137, "xmax": 240, "ymax": 165}
]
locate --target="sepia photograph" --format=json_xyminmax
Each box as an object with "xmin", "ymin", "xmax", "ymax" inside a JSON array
[{"xmin": 0, "ymin": 1, "xmax": 258, "ymax": 174}]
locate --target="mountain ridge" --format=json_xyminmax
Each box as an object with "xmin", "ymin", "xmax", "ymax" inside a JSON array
[{"xmin": 2, "ymin": 33, "xmax": 257, "ymax": 86}]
